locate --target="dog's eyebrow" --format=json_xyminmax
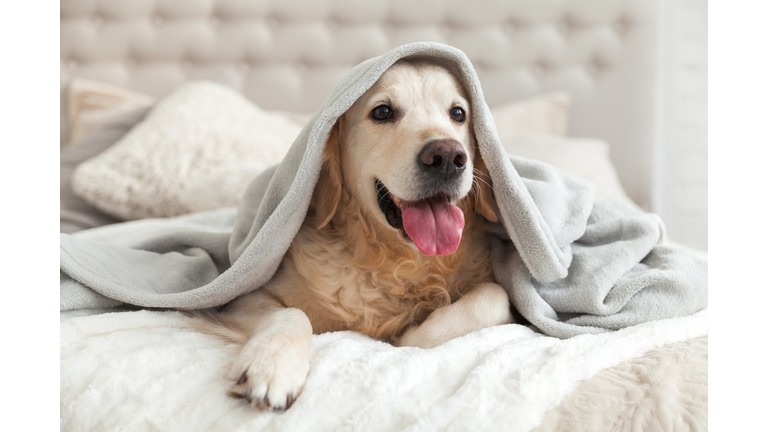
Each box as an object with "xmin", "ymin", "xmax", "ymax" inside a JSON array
[
  {"xmin": 452, "ymin": 98, "xmax": 469, "ymax": 109},
  {"xmin": 369, "ymin": 98, "xmax": 392, "ymax": 108}
]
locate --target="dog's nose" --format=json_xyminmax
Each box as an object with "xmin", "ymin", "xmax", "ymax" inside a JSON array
[{"xmin": 418, "ymin": 140, "xmax": 467, "ymax": 177}]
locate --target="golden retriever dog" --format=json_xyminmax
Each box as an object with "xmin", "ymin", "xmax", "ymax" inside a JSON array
[{"xmin": 193, "ymin": 58, "xmax": 514, "ymax": 411}]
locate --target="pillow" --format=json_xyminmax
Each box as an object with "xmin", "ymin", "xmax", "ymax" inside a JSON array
[
  {"xmin": 72, "ymin": 81, "xmax": 305, "ymax": 220},
  {"xmin": 500, "ymin": 135, "xmax": 639, "ymax": 208},
  {"xmin": 65, "ymin": 78, "xmax": 156, "ymax": 145},
  {"xmin": 490, "ymin": 92, "xmax": 571, "ymax": 137},
  {"xmin": 61, "ymin": 75, "xmax": 248, "ymax": 233},
  {"xmin": 61, "ymin": 107, "xmax": 151, "ymax": 233}
]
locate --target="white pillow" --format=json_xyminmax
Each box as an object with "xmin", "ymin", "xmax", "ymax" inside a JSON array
[
  {"xmin": 72, "ymin": 81, "xmax": 304, "ymax": 220},
  {"xmin": 490, "ymin": 93, "xmax": 571, "ymax": 138},
  {"xmin": 500, "ymin": 135, "xmax": 639, "ymax": 208}
]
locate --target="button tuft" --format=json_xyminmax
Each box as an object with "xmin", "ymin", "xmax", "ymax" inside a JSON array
[{"xmin": 531, "ymin": 62, "xmax": 546, "ymax": 77}]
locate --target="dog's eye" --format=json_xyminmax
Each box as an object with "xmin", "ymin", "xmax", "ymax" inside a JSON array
[
  {"xmin": 372, "ymin": 105, "xmax": 393, "ymax": 121},
  {"xmin": 450, "ymin": 107, "xmax": 466, "ymax": 123}
]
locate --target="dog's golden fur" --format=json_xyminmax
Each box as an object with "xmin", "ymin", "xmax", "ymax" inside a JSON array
[
  {"xmin": 260, "ymin": 121, "xmax": 498, "ymax": 340},
  {"xmin": 190, "ymin": 59, "xmax": 513, "ymax": 410}
]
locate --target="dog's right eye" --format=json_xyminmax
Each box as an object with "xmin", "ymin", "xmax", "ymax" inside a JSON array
[{"xmin": 371, "ymin": 105, "xmax": 393, "ymax": 121}]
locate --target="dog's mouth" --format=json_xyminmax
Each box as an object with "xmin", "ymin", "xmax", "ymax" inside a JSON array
[{"xmin": 376, "ymin": 179, "xmax": 465, "ymax": 256}]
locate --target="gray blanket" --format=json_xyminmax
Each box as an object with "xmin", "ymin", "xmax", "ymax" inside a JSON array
[{"xmin": 60, "ymin": 42, "xmax": 707, "ymax": 338}]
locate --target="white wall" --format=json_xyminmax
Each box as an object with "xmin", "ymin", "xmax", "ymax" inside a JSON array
[{"xmin": 653, "ymin": 0, "xmax": 708, "ymax": 251}]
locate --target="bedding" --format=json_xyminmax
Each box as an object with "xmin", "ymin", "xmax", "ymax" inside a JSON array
[
  {"xmin": 60, "ymin": 1, "xmax": 707, "ymax": 428},
  {"xmin": 59, "ymin": 42, "xmax": 707, "ymax": 430},
  {"xmin": 60, "ymin": 107, "xmax": 149, "ymax": 234},
  {"xmin": 60, "ymin": 299, "xmax": 707, "ymax": 432},
  {"xmin": 499, "ymin": 135, "xmax": 638, "ymax": 208},
  {"xmin": 534, "ymin": 336, "xmax": 708, "ymax": 432},
  {"xmin": 71, "ymin": 81, "xmax": 304, "ymax": 220},
  {"xmin": 60, "ymin": 74, "xmax": 242, "ymax": 233},
  {"xmin": 60, "ymin": 42, "xmax": 706, "ymax": 340},
  {"xmin": 61, "ymin": 206, "xmax": 708, "ymax": 431}
]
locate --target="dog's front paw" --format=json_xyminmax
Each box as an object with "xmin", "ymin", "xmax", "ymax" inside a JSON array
[{"xmin": 227, "ymin": 336, "xmax": 310, "ymax": 411}]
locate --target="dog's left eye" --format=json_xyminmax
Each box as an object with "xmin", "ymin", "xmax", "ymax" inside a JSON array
[
  {"xmin": 450, "ymin": 107, "xmax": 466, "ymax": 123},
  {"xmin": 372, "ymin": 105, "xmax": 393, "ymax": 121}
]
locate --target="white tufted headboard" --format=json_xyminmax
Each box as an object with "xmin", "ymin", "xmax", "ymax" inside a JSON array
[{"xmin": 61, "ymin": 0, "xmax": 660, "ymax": 210}]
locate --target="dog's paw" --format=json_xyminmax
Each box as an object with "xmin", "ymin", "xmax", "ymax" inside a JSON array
[
  {"xmin": 226, "ymin": 337, "xmax": 310, "ymax": 411},
  {"xmin": 397, "ymin": 320, "xmax": 446, "ymax": 349},
  {"xmin": 397, "ymin": 283, "xmax": 514, "ymax": 349}
]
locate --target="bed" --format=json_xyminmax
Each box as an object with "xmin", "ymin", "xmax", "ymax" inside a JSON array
[{"xmin": 60, "ymin": 1, "xmax": 708, "ymax": 431}]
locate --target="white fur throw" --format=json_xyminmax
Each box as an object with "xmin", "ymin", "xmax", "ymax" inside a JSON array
[
  {"xmin": 72, "ymin": 81, "xmax": 303, "ymax": 220},
  {"xmin": 60, "ymin": 305, "xmax": 707, "ymax": 432}
]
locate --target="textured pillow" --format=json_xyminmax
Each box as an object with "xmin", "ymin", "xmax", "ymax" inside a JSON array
[
  {"xmin": 61, "ymin": 75, "xmax": 247, "ymax": 232},
  {"xmin": 500, "ymin": 135, "xmax": 639, "ymax": 208},
  {"xmin": 61, "ymin": 107, "xmax": 151, "ymax": 233},
  {"xmin": 490, "ymin": 92, "xmax": 570, "ymax": 137},
  {"xmin": 72, "ymin": 81, "xmax": 305, "ymax": 220}
]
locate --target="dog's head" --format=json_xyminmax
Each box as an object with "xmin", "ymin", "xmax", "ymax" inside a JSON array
[{"xmin": 313, "ymin": 59, "xmax": 497, "ymax": 255}]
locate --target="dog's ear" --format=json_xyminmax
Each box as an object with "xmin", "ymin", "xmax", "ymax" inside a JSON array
[
  {"xmin": 312, "ymin": 120, "xmax": 344, "ymax": 230},
  {"xmin": 473, "ymin": 148, "xmax": 498, "ymax": 223}
]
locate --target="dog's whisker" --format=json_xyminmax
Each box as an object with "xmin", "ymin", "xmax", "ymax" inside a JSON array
[
  {"xmin": 469, "ymin": 182, "xmax": 480, "ymax": 213},
  {"xmin": 473, "ymin": 175, "xmax": 494, "ymax": 191},
  {"xmin": 472, "ymin": 170, "xmax": 493, "ymax": 185},
  {"xmin": 471, "ymin": 179, "xmax": 483, "ymax": 214},
  {"xmin": 472, "ymin": 168, "xmax": 492, "ymax": 181}
]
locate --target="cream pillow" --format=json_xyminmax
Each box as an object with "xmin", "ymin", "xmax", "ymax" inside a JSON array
[
  {"xmin": 490, "ymin": 93, "xmax": 571, "ymax": 137},
  {"xmin": 72, "ymin": 81, "xmax": 305, "ymax": 220},
  {"xmin": 66, "ymin": 78, "xmax": 156, "ymax": 145},
  {"xmin": 500, "ymin": 135, "xmax": 639, "ymax": 208}
]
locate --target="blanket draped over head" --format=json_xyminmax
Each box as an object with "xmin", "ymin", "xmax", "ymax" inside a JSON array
[{"xmin": 60, "ymin": 42, "xmax": 707, "ymax": 339}]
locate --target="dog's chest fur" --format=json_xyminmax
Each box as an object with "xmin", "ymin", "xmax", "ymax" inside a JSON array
[{"xmin": 261, "ymin": 209, "xmax": 495, "ymax": 340}]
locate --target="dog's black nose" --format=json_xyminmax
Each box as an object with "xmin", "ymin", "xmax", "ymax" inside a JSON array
[{"xmin": 418, "ymin": 140, "xmax": 467, "ymax": 177}]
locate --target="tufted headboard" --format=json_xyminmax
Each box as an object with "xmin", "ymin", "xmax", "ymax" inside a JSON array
[{"xmin": 61, "ymin": 0, "xmax": 660, "ymax": 210}]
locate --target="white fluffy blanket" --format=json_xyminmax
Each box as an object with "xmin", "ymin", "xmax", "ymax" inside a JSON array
[{"xmin": 60, "ymin": 308, "xmax": 707, "ymax": 432}]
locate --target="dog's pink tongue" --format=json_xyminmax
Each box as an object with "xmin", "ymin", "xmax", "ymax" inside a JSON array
[{"xmin": 401, "ymin": 196, "xmax": 465, "ymax": 256}]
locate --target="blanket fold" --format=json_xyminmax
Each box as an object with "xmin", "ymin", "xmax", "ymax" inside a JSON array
[{"xmin": 59, "ymin": 42, "xmax": 707, "ymax": 338}]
